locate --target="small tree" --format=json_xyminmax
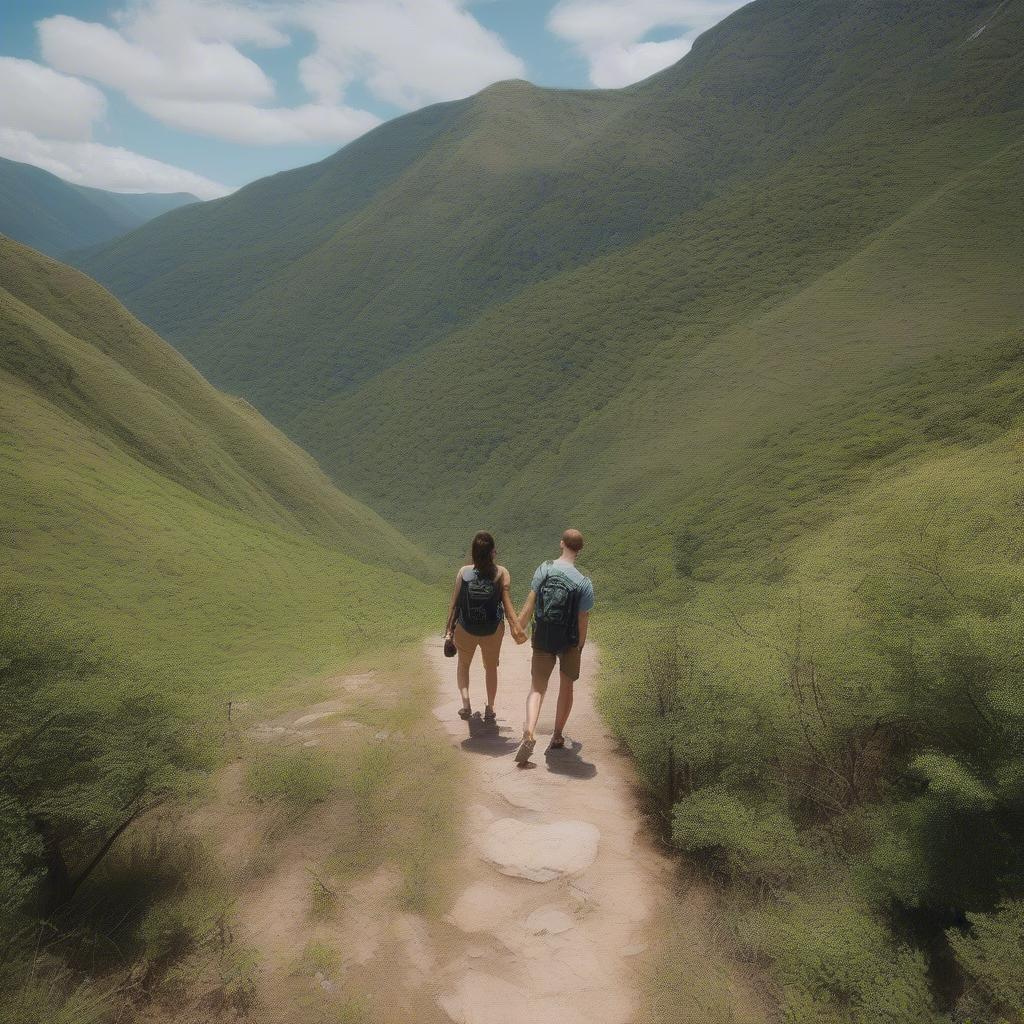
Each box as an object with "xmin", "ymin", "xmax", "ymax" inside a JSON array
[{"xmin": 0, "ymin": 598, "xmax": 202, "ymax": 916}]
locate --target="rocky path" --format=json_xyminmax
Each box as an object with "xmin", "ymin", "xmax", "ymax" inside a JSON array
[{"xmin": 428, "ymin": 636, "xmax": 676, "ymax": 1024}]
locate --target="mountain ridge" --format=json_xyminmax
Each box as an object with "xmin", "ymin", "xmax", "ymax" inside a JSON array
[
  {"xmin": 0, "ymin": 156, "xmax": 199, "ymax": 257},
  {"xmin": 71, "ymin": 0, "xmax": 1024, "ymax": 584}
]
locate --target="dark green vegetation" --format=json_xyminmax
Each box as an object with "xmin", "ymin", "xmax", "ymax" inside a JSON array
[
  {"xmin": 0, "ymin": 236, "xmax": 440, "ymax": 1021},
  {"xmin": 78, "ymin": 0, "xmax": 1024, "ymax": 562},
  {"xmin": 0, "ymin": 156, "xmax": 197, "ymax": 257},
  {"xmin": 55, "ymin": 0, "xmax": 1024, "ymax": 1019}
]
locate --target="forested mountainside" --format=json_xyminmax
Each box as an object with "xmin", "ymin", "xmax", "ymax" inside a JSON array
[{"xmin": 0, "ymin": 156, "xmax": 196, "ymax": 256}]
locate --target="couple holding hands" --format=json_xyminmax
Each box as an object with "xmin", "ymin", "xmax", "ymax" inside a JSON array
[{"xmin": 443, "ymin": 529, "xmax": 595, "ymax": 765}]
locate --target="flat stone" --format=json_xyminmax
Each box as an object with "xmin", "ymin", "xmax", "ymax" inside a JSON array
[
  {"xmin": 447, "ymin": 882, "xmax": 523, "ymax": 933},
  {"xmin": 525, "ymin": 906, "xmax": 574, "ymax": 935},
  {"xmin": 293, "ymin": 711, "xmax": 337, "ymax": 727},
  {"xmin": 439, "ymin": 972, "xmax": 593, "ymax": 1024},
  {"xmin": 477, "ymin": 819, "xmax": 600, "ymax": 882}
]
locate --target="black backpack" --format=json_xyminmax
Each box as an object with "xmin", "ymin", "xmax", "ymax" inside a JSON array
[
  {"xmin": 532, "ymin": 563, "xmax": 581, "ymax": 653},
  {"xmin": 458, "ymin": 569, "xmax": 502, "ymax": 636}
]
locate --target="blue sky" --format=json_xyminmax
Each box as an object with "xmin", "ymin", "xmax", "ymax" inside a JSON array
[{"xmin": 0, "ymin": 0, "xmax": 746, "ymax": 197}]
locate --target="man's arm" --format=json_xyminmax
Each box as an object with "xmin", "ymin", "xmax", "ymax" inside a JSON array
[
  {"xmin": 576, "ymin": 610, "xmax": 590, "ymax": 651},
  {"xmin": 517, "ymin": 590, "xmax": 537, "ymax": 633}
]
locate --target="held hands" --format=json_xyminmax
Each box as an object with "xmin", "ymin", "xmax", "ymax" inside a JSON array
[{"xmin": 512, "ymin": 623, "xmax": 528, "ymax": 645}]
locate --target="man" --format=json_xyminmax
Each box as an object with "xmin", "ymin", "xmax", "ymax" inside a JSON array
[{"xmin": 514, "ymin": 529, "xmax": 595, "ymax": 764}]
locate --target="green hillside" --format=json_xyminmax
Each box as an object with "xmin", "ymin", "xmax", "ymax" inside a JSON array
[
  {"xmin": 77, "ymin": 0, "xmax": 1024, "ymax": 563},
  {"xmin": 0, "ymin": 234, "xmax": 435, "ymax": 698},
  {"xmin": 0, "ymin": 156, "xmax": 197, "ymax": 257},
  {"xmin": 0, "ymin": 238, "xmax": 448, "ymax": 1024},
  {"xmin": 67, "ymin": 0, "xmax": 1024, "ymax": 1018}
]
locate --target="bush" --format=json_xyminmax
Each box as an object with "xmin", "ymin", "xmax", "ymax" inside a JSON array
[
  {"xmin": 738, "ymin": 895, "xmax": 938, "ymax": 1024},
  {"xmin": 672, "ymin": 786, "xmax": 808, "ymax": 888},
  {"xmin": 0, "ymin": 601, "xmax": 204, "ymax": 914},
  {"xmin": 949, "ymin": 900, "xmax": 1024, "ymax": 1021}
]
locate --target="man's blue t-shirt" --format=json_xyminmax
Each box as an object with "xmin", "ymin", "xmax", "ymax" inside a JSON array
[{"xmin": 531, "ymin": 558, "xmax": 595, "ymax": 612}]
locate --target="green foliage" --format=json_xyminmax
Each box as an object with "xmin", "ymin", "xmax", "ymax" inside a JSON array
[
  {"xmin": 0, "ymin": 964, "xmax": 116, "ymax": 1024},
  {"xmin": 672, "ymin": 528, "xmax": 703, "ymax": 578},
  {"xmin": 738, "ymin": 895, "xmax": 937, "ymax": 1024},
  {"xmin": 295, "ymin": 941, "xmax": 341, "ymax": 978},
  {"xmin": 909, "ymin": 753, "xmax": 995, "ymax": 812},
  {"xmin": 0, "ymin": 601, "xmax": 203, "ymax": 913},
  {"xmin": 0, "ymin": 237, "xmax": 441, "ymax": 1021},
  {"xmin": 673, "ymin": 787, "xmax": 807, "ymax": 888},
  {"xmin": 949, "ymin": 901, "xmax": 1024, "ymax": 1022},
  {"xmin": 209, "ymin": 944, "xmax": 260, "ymax": 1015}
]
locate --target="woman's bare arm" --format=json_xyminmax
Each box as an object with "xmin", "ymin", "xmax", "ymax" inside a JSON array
[
  {"xmin": 500, "ymin": 568, "xmax": 527, "ymax": 643},
  {"xmin": 444, "ymin": 568, "xmax": 465, "ymax": 637}
]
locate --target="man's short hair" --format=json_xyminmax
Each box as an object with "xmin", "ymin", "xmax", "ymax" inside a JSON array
[{"xmin": 561, "ymin": 529, "xmax": 584, "ymax": 553}]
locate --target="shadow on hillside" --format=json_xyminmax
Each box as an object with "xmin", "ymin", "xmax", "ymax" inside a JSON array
[
  {"xmin": 545, "ymin": 740, "xmax": 597, "ymax": 779},
  {"xmin": 461, "ymin": 713, "xmax": 518, "ymax": 757}
]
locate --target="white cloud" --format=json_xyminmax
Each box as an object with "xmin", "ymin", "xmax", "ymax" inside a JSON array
[
  {"xmin": 0, "ymin": 128, "xmax": 230, "ymax": 199},
  {"xmin": 293, "ymin": 0, "xmax": 527, "ymax": 111},
  {"xmin": 548, "ymin": 0, "xmax": 748, "ymax": 87},
  {"xmin": 39, "ymin": 13, "xmax": 275, "ymax": 102},
  {"xmin": 0, "ymin": 57, "xmax": 107, "ymax": 140},
  {"xmin": 136, "ymin": 98, "xmax": 380, "ymax": 144},
  {"xmin": 0, "ymin": 56, "xmax": 230, "ymax": 197},
  {"xmin": 35, "ymin": 0, "xmax": 526, "ymax": 148}
]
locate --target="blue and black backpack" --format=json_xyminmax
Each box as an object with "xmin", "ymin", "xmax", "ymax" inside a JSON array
[
  {"xmin": 458, "ymin": 569, "xmax": 502, "ymax": 636},
  {"xmin": 532, "ymin": 562, "xmax": 582, "ymax": 653}
]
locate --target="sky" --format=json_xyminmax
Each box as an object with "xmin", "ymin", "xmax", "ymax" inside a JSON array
[{"xmin": 0, "ymin": 0, "xmax": 748, "ymax": 199}]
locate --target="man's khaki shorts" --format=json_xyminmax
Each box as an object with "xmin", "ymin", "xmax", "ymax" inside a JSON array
[
  {"xmin": 531, "ymin": 644, "xmax": 582, "ymax": 688},
  {"xmin": 453, "ymin": 621, "xmax": 504, "ymax": 667}
]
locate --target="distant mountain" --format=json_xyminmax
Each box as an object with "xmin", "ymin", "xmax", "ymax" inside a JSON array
[
  {"xmin": 0, "ymin": 157, "xmax": 198, "ymax": 257},
  {"xmin": 77, "ymin": 0, "xmax": 1024, "ymax": 579},
  {"xmin": 0, "ymin": 233, "xmax": 434, "ymax": 697}
]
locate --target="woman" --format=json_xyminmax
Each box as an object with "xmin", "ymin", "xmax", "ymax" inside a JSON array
[{"xmin": 444, "ymin": 531, "xmax": 526, "ymax": 721}]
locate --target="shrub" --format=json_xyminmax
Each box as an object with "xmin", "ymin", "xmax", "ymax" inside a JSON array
[
  {"xmin": 949, "ymin": 900, "xmax": 1024, "ymax": 1021},
  {"xmin": 672, "ymin": 786, "xmax": 807, "ymax": 888},
  {"xmin": 737, "ymin": 895, "xmax": 937, "ymax": 1024}
]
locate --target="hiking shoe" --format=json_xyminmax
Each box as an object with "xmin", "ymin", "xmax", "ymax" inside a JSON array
[
  {"xmin": 458, "ymin": 705, "xmax": 472, "ymax": 721},
  {"xmin": 514, "ymin": 734, "xmax": 536, "ymax": 765},
  {"xmin": 484, "ymin": 706, "xmax": 496, "ymax": 723}
]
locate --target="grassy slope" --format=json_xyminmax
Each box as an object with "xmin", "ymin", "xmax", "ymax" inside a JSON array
[
  {"xmin": 76, "ymin": 1, "xmax": 1023, "ymax": 581},
  {"xmin": 299, "ymin": 116, "xmax": 1024, "ymax": 576},
  {"xmin": 77, "ymin": 2, "xmax": 1008, "ymax": 422},
  {"xmin": 0, "ymin": 157, "xmax": 196, "ymax": 257},
  {"xmin": 0, "ymin": 236, "xmax": 437, "ymax": 700}
]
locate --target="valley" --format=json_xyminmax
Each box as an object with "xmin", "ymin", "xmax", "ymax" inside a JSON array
[{"xmin": 3, "ymin": 0, "xmax": 1024, "ymax": 1021}]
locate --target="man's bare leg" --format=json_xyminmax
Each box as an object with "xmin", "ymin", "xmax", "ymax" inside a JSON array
[
  {"xmin": 516, "ymin": 658, "xmax": 552, "ymax": 764},
  {"xmin": 525, "ymin": 682, "xmax": 546, "ymax": 740},
  {"xmin": 551, "ymin": 673, "xmax": 574, "ymax": 745}
]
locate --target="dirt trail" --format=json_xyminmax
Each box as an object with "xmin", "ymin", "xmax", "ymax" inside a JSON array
[
  {"xmin": 189, "ymin": 644, "xmax": 762, "ymax": 1024},
  {"xmin": 427, "ymin": 636, "xmax": 676, "ymax": 1024}
]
